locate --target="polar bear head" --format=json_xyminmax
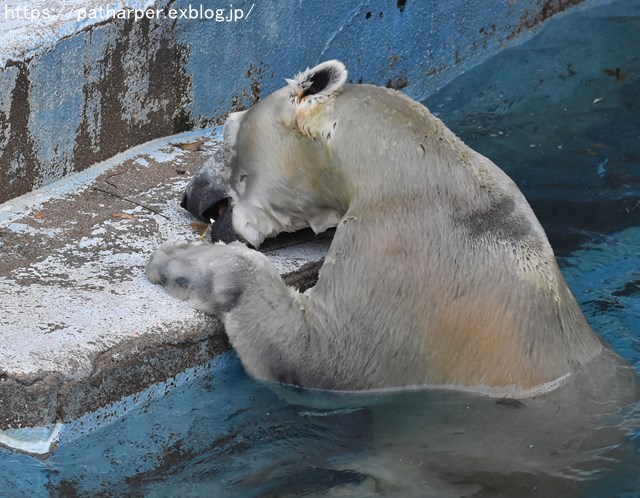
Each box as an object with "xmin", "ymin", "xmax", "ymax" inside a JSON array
[{"xmin": 182, "ymin": 60, "xmax": 351, "ymax": 247}]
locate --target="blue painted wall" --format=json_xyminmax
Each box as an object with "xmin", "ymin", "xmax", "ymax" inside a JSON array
[
  {"xmin": 0, "ymin": 0, "xmax": 601, "ymax": 202},
  {"xmin": 174, "ymin": 0, "xmax": 601, "ymax": 126}
]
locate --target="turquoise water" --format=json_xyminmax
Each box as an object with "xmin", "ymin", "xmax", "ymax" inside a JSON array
[{"xmin": 2, "ymin": 1, "xmax": 639, "ymax": 496}]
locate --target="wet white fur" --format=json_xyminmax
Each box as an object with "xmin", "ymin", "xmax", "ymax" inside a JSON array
[{"xmin": 147, "ymin": 61, "xmax": 634, "ymax": 400}]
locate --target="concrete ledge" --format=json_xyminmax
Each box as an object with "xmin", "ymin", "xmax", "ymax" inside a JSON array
[
  {"xmin": 0, "ymin": 0, "xmax": 177, "ymax": 204},
  {"xmin": 0, "ymin": 129, "xmax": 330, "ymax": 431},
  {"xmin": 1, "ymin": 1, "xmax": 155, "ymax": 67}
]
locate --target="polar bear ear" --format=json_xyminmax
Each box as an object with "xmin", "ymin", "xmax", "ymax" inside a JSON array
[{"xmin": 286, "ymin": 60, "xmax": 348, "ymax": 106}]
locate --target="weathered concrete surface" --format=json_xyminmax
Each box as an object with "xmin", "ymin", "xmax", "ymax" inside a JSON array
[
  {"xmin": 0, "ymin": 0, "xmax": 176, "ymax": 204},
  {"xmin": 0, "ymin": 1, "xmax": 155, "ymax": 67},
  {"xmin": 1, "ymin": 0, "xmax": 603, "ymax": 204},
  {"xmin": 0, "ymin": 129, "xmax": 330, "ymax": 431}
]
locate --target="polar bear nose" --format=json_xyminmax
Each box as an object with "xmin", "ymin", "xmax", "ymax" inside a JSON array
[{"xmin": 180, "ymin": 186, "xmax": 228, "ymax": 223}]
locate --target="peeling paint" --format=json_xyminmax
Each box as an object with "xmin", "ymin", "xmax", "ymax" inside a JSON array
[
  {"xmin": 508, "ymin": 0, "xmax": 587, "ymax": 40},
  {"xmin": 1, "ymin": 0, "xmax": 604, "ymax": 205},
  {"xmin": 0, "ymin": 0, "xmax": 157, "ymax": 69},
  {"xmin": 0, "ymin": 67, "xmax": 18, "ymax": 153},
  {"xmin": 120, "ymin": 20, "xmax": 170, "ymax": 126},
  {"xmin": 28, "ymin": 38, "xmax": 85, "ymax": 187},
  {"xmin": 1, "ymin": 7, "xmax": 177, "ymax": 204},
  {"xmin": 385, "ymin": 73, "xmax": 410, "ymax": 90},
  {"xmin": 1, "ymin": 62, "xmax": 38, "ymax": 200},
  {"xmin": 172, "ymin": 42, "xmax": 194, "ymax": 132}
]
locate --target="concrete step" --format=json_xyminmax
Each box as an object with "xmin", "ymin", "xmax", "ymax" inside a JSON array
[
  {"xmin": 0, "ymin": 128, "xmax": 329, "ymax": 443},
  {"xmin": 1, "ymin": 0, "xmax": 181, "ymax": 205}
]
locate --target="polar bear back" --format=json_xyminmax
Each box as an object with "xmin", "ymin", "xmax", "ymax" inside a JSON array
[{"xmin": 295, "ymin": 85, "xmax": 604, "ymax": 392}]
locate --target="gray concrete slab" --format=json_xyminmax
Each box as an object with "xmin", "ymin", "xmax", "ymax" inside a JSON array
[{"xmin": 0, "ymin": 128, "xmax": 329, "ymax": 431}]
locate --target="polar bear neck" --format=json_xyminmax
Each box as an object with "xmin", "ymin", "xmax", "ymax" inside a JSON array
[{"xmin": 325, "ymin": 86, "xmax": 488, "ymax": 210}]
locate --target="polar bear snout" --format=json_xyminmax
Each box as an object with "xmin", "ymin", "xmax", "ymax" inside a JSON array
[
  {"xmin": 182, "ymin": 175, "xmax": 227, "ymax": 217},
  {"xmin": 180, "ymin": 157, "xmax": 245, "ymax": 244},
  {"xmin": 182, "ymin": 187, "xmax": 239, "ymax": 244}
]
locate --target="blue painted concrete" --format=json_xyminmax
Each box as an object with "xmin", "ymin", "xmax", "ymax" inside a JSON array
[
  {"xmin": 1, "ymin": 0, "xmax": 607, "ymax": 201},
  {"xmin": 28, "ymin": 36, "xmax": 85, "ymax": 186},
  {"xmin": 0, "ymin": 1, "xmax": 175, "ymax": 203},
  {"xmin": 174, "ymin": 0, "xmax": 610, "ymax": 126}
]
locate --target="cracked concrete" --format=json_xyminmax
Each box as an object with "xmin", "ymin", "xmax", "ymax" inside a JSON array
[{"xmin": 0, "ymin": 129, "xmax": 330, "ymax": 431}]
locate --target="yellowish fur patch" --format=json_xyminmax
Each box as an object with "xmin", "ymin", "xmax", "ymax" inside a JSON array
[{"xmin": 428, "ymin": 294, "xmax": 549, "ymax": 389}]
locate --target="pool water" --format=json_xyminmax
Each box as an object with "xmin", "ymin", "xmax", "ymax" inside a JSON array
[{"xmin": 2, "ymin": 1, "xmax": 639, "ymax": 496}]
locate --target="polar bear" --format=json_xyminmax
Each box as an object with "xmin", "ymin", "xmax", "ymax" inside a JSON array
[{"xmin": 147, "ymin": 60, "xmax": 633, "ymax": 398}]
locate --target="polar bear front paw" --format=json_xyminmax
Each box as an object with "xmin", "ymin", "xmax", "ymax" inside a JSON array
[{"xmin": 146, "ymin": 241, "xmax": 248, "ymax": 315}]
